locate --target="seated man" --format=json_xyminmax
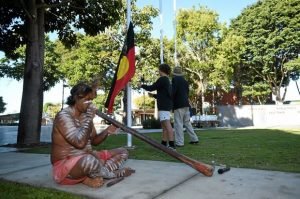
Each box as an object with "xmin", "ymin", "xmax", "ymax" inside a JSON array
[{"xmin": 51, "ymin": 83, "xmax": 134, "ymax": 188}]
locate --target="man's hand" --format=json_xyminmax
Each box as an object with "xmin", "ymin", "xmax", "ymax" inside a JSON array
[
  {"xmin": 106, "ymin": 125, "xmax": 120, "ymax": 135},
  {"xmin": 86, "ymin": 103, "xmax": 97, "ymax": 118}
]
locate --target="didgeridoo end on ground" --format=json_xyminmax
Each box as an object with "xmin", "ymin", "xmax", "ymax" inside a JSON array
[{"xmin": 96, "ymin": 111, "xmax": 214, "ymax": 177}]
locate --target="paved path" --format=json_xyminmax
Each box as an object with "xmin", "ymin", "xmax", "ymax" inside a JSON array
[
  {"xmin": 0, "ymin": 126, "xmax": 52, "ymax": 145},
  {"xmin": 0, "ymin": 152, "xmax": 300, "ymax": 199},
  {"xmin": 0, "ymin": 125, "xmax": 162, "ymax": 146}
]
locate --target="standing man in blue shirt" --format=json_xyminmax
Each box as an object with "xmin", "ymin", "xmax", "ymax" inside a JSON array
[{"xmin": 172, "ymin": 66, "xmax": 199, "ymax": 147}]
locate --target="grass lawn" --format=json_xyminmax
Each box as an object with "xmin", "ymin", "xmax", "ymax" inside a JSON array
[
  {"xmin": 99, "ymin": 128, "xmax": 300, "ymax": 173},
  {"xmin": 0, "ymin": 180, "xmax": 84, "ymax": 199},
  {"xmin": 2, "ymin": 128, "xmax": 300, "ymax": 198}
]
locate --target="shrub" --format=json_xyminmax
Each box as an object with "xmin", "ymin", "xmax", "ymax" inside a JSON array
[{"xmin": 142, "ymin": 118, "xmax": 161, "ymax": 129}]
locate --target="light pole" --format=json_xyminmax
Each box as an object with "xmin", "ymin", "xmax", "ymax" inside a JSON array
[
  {"xmin": 200, "ymin": 72, "xmax": 205, "ymax": 115},
  {"xmin": 141, "ymin": 75, "xmax": 146, "ymax": 121},
  {"xmin": 61, "ymin": 80, "xmax": 68, "ymax": 110},
  {"xmin": 212, "ymin": 85, "xmax": 216, "ymax": 114}
]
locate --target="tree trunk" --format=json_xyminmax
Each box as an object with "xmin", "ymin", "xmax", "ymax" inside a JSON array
[
  {"xmin": 296, "ymin": 80, "xmax": 300, "ymax": 95},
  {"xmin": 17, "ymin": 1, "xmax": 45, "ymax": 145},
  {"xmin": 281, "ymin": 87, "xmax": 287, "ymax": 102},
  {"xmin": 273, "ymin": 86, "xmax": 283, "ymax": 104}
]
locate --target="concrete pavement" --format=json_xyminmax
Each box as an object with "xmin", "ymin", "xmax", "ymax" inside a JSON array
[{"xmin": 0, "ymin": 152, "xmax": 300, "ymax": 199}]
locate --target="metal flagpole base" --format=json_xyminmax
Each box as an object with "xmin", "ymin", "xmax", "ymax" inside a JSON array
[{"xmin": 124, "ymin": 145, "xmax": 136, "ymax": 150}]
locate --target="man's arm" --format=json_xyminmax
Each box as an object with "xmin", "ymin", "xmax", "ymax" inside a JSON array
[
  {"xmin": 91, "ymin": 125, "xmax": 118, "ymax": 145},
  {"xmin": 55, "ymin": 111, "xmax": 93, "ymax": 149},
  {"xmin": 141, "ymin": 78, "xmax": 161, "ymax": 92},
  {"xmin": 148, "ymin": 92, "xmax": 157, "ymax": 99}
]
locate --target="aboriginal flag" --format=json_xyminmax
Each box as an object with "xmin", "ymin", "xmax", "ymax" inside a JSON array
[{"xmin": 105, "ymin": 22, "xmax": 135, "ymax": 113}]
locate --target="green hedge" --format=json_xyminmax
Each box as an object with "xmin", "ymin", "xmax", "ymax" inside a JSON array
[{"xmin": 142, "ymin": 118, "xmax": 161, "ymax": 129}]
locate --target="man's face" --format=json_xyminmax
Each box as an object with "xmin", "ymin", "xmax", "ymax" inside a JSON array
[
  {"xmin": 158, "ymin": 70, "xmax": 163, "ymax": 76},
  {"xmin": 75, "ymin": 95, "xmax": 93, "ymax": 113}
]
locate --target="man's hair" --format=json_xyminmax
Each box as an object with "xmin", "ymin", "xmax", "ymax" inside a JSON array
[
  {"xmin": 66, "ymin": 83, "xmax": 93, "ymax": 106},
  {"xmin": 159, "ymin": 63, "xmax": 171, "ymax": 75}
]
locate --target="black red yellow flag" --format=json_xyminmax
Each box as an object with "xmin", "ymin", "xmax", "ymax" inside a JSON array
[{"xmin": 105, "ymin": 22, "xmax": 135, "ymax": 113}]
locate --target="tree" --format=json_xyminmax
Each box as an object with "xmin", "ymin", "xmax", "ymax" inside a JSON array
[
  {"xmin": 51, "ymin": 2, "xmax": 159, "ymax": 117},
  {"xmin": 55, "ymin": 3, "xmax": 159, "ymax": 90},
  {"xmin": 176, "ymin": 6, "xmax": 222, "ymax": 113},
  {"xmin": 43, "ymin": 102, "xmax": 60, "ymax": 118},
  {"xmin": 0, "ymin": 0, "xmax": 123, "ymax": 145},
  {"xmin": 242, "ymin": 83, "xmax": 271, "ymax": 104},
  {"xmin": 1, "ymin": 37, "xmax": 63, "ymax": 90},
  {"xmin": 57, "ymin": 34, "xmax": 120, "ymax": 88},
  {"xmin": 230, "ymin": 0, "xmax": 300, "ymax": 104},
  {"xmin": 134, "ymin": 95, "xmax": 155, "ymax": 109},
  {"xmin": 0, "ymin": 97, "xmax": 6, "ymax": 113}
]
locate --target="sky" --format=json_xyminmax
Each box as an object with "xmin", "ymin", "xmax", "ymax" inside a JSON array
[
  {"xmin": 137, "ymin": 0, "xmax": 258, "ymax": 38},
  {"xmin": 1, "ymin": 0, "xmax": 299, "ymax": 115}
]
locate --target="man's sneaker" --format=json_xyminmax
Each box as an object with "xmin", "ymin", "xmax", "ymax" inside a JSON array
[
  {"xmin": 175, "ymin": 144, "xmax": 184, "ymax": 147},
  {"xmin": 189, "ymin": 141, "xmax": 199, "ymax": 145},
  {"xmin": 168, "ymin": 146, "xmax": 176, "ymax": 151}
]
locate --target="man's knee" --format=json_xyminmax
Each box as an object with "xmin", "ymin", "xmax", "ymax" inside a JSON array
[
  {"xmin": 119, "ymin": 148, "xmax": 129, "ymax": 159},
  {"xmin": 81, "ymin": 154, "xmax": 101, "ymax": 174}
]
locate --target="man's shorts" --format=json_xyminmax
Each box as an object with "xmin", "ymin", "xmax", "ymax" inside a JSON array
[
  {"xmin": 158, "ymin": 111, "xmax": 171, "ymax": 121},
  {"xmin": 52, "ymin": 150, "xmax": 112, "ymax": 185}
]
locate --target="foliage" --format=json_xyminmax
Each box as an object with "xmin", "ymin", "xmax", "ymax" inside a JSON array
[
  {"xmin": 0, "ymin": 96, "xmax": 6, "ymax": 113},
  {"xmin": 0, "ymin": 46, "xmax": 25, "ymax": 80},
  {"xmin": 285, "ymin": 57, "xmax": 300, "ymax": 81},
  {"xmin": 57, "ymin": 33, "xmax": 120, "ymax": 88},
  {"xmin": 214, "ymin": 32, "xmax": 246, "ymax": 93},
  {"xmin": 60, "ymin": 2, "xmax": 157, "ymax": 87},
  {"xmin": 230, "ymin": 0, "xmax": 300, "ymax": 103},
  {"xmin": 142, "ymin": 118, "xmax": 161, "ymax": 129},
  {"xmin": 0, "ymin": 0, "xmax": 123, "ymax": 56},
  {"xmin": 176, "ymin": 6, "xmax": 222, "ymax": 109},
  {"xmin": 242, "ymin": 82, "xmax": 271, "ymax": 104},
  {"xmin": 92, "ymin": 93, "xmax": 107, "ymax": 111},
  {"xmin": 0, "ymin": 37, "xmax": 63, "ymax": 91},
  {"xmin": 133, "ymin": 37, "xmax": 161, "ymax": 87},
  {"xmin": 43, "ymin": 103, "xmax": 61, "ymax": 118},
  {"xmin": 0, "ymin": 0, "xmax": 124, "ymax": 145},
  {"xmin": 0, "ymin": 0, "xmax": 160, "ymax": 90},
  {"xmin": 50, "ymin": 3, "xmax": 159, "ymax": 115},
  {"xmin": 134, "ymin": 95, "xmax": 155, "ymax": 109},
  {"xmin": 133, "ymin": 37, "xmax": 176, "ymax": 93},
  {"xmin": 92, "ymin": 92, "xmax": 122, "ymax": 112}
]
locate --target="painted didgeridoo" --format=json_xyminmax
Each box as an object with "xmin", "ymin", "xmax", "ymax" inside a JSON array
[{"xmin": 96, "ymin": 111, "xmax": 214, "ymax": 177}]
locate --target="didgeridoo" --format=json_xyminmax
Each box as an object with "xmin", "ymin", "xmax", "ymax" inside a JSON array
[{"xmin": 96, "ymin": 111, "xmax": 214, "ymax": 177}]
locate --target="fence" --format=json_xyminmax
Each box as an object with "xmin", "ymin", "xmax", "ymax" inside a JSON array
[{"xmin": 217, "ymin": 104, "xmax": 300, "ymax": 127}]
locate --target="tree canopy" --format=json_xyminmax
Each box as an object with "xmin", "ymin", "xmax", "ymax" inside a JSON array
[
  {"xmin": 0, "ymin": 0, "xmax": 123, "ymax": 145},
  {"xmin": 230, "ymin": 0, "xmax": 300, "ymax": 103},
  {"xmin": 56, "ymin": 3, "xmax": 159, "ymax": 89},
  {"xmin": 134, "ymin": 95, "xmax": 155, "ymax": 109},
  {"xmin": 1, "ymin": 37, "xmax": 63, "ymax": 90},
  {"xmin": 0, "ymin": 0, "xmax": 123, "ymax": 57},
  {"xmin": 175, "ymin": 6, "xmax": 223, "ymax": 111}
]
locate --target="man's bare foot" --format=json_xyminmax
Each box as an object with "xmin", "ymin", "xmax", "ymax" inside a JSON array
[
  {"xmin": 82, "ymin": 177, "xmax": 104, "ymax": 188},
  {"xmin": 114, "ymin": 167, "xmax": 135, "ymax": 178}
]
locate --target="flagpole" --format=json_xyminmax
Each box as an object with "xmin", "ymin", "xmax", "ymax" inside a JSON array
[
  {"xmin": 173, "ymin": 0, "xmax": 177, "ymax": 66},
  {"xmin": 126, "ymin": 0, "xmax": 133, "ymax": 147},
  {"xmin": 159, "ymin": 0, "xmax": 164, "ymax": 64}
]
